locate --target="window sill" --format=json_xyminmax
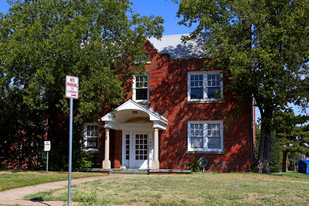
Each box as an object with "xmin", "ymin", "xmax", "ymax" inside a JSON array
[
  {"xmin": 133, "ymin": 99, "xmax": 150, "ymax": 103},
  {"xmin": 186, "ymin": 150, "xmax": 225, "ymax": 154},
  {"xmin": 83, "ymin": 149, "xmax": 99, "ymax": 153},
  {"xmin": 186, "ymin": 100, "xmax": 224, "ymax": 104},
  {"xmin": 134, "ymin": 100, "xmax": 150, "ymax": 102}
]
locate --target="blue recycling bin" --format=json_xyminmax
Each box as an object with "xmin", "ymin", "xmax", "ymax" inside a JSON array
[{"xmin": 298, "ymin": 159, "xmax": 309, "ymax": 175}]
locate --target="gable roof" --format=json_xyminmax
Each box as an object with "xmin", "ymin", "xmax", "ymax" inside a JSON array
[
  {"xmin": 148, "ymin": 33, "xmax": 210, "ymax": 59},
  {"xmin": 101, "ymin": 100, "xmax": 168, "ymax": 130}
]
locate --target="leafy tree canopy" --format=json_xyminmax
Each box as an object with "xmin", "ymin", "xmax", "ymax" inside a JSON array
[
  {"xmin": 0, "ymin": 0, "xmax": 163, "ymax": 169},
  {"xmin": 176, "ymin": 0, "xmax": 309, "ymax": 173},
  {"xmin": 274, "ymin": 110, "xmax": 309, "ymax": 171},
  {"xmin": 0, "ymin": 0, "xmax": 163, "ymax": 122}
]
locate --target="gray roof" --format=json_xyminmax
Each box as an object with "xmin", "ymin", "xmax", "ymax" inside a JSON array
[{"xmin": 148, "ymin": 33, "xmax": 209, "ymax": 59}]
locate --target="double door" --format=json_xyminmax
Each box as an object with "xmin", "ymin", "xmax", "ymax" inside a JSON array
[{"xmin": 123, "ymin": 132, "xmax": 153, "ymax": 169}]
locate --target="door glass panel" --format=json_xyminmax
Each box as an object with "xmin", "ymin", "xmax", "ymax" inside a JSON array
[
  {"xmin": 125, "ymin": 134, "xmax": 130, "ymax": 160},
  {"xmin": 135, "ymin": 134, "xmax": 148, "ymax": 160}
]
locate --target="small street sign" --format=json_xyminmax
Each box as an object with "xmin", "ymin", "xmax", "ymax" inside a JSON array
[
  {"xmin": 44, "ymin": 141, "xmax": 51, "ymax": 152},
  {"xmin": 65, "ymin": 75, "xmax": 79, "ymax": 99}
]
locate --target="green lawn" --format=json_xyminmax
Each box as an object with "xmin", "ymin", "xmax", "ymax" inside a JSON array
[
  {"xmin": 273, "ymin": 170, "xmax": 309, "ymax": 180},
  {"xmin": 25, "ymin": 171, "xmax": 309, "ymax": 206},
  {"xmin": 0, "ymin": 171, "xmax": 106, "ymax": 191}
]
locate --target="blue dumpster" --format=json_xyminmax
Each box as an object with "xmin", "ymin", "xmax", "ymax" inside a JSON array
[{"xmin": 298, "ymin": 159, "xmax": 309, "ymax": 175}]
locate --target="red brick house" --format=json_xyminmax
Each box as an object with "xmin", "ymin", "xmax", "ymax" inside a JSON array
[{"xmin": 83, "ymin": 34, "xmax": 255, "ymax": 172}]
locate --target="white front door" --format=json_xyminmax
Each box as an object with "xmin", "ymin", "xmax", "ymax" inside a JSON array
[{"xmin": 122, "ymin": 132, "xmax": 153, "ymax": 169}]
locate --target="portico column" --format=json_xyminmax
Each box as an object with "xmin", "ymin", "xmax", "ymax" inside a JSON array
[
  {"xmin": 102, "ymin": 128, "xmax": 111, "ymax": 169},
  {"xmin": 151, "ymin": 128, "xmax": 160, "ymax": 169}
]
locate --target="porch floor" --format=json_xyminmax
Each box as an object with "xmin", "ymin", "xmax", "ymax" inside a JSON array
[{"xmin": 79, "ymin": 168, "xmax": 191, "ymax": 174}]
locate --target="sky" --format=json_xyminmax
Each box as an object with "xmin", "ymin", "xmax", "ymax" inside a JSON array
[
  {"xmin": 0, "ymin": 0, "xmax": 195, "ymax": 35},
  {"xmin": 0, "ymin": 0, "xmax": 308, "ymax": 121}
]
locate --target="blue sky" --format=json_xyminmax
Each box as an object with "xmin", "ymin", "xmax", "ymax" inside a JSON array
[
  {"xmin": 0, "ymin": 0, "xmax": 195, "ymax": 35},
  {"xmin": 1, "ymin": 0, "xmax": 308, "ymax": 121}
]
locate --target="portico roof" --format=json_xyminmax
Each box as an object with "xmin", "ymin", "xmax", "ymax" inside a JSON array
[{"xmin": 101, "ymin": 100, "xmax": 168, "ymax": 130}]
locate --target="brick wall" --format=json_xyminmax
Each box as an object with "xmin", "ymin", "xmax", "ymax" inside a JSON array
[
  {"xmin": 144, "ymin": 41, "xmax": 252, "ymax": 172},
  {"xmin": 95, "ymin": 41, "xmax": 253, "ymax": 172}
]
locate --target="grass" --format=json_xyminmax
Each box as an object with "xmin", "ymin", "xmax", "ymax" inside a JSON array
[
  {"xmin": 273, "ymin": 170, "xmax": 309, "ymax": 180},
  {"xmin": 0, "ymin": 170, "xmax": 106, "ymax": 191},
  {"xmin": 25, "ymin": 171, "xmax": 309, "ymax": 206}
]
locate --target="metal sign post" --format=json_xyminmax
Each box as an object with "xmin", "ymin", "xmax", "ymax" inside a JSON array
[
  {"xmin": 65, "ymin": 75, "xmax": 79, "ymax": 206},
  {"xmin": 68, "ymin": 97, "xmax": 73, "ymax": 205},
  {"xmin": 44, "ymin": 141, "xmax": 51, "ymax": 173},
  {"xmin": 46, "ymin": 151, "xmax": 49, "ymax": 173}
]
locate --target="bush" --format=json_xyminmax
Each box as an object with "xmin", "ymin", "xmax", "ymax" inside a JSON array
[
  {"xmin": 48, "ymin": 137, "xmax": 93, "ymax": 171},
  {"xmin": 187, "ymin": 152, "xmax": 202, "ymax": 173}
]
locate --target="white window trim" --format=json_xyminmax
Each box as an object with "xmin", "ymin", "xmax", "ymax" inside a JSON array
[
  {"xmin": 132, "ymin": 73, "xmax": 149, "ymax": 102},
  {"xmin": 187, "ymin": 121, "xmax": 224, "ymax": 152},
  {"xmin": 83, "ymin": 123, "xmax": 99, "ymax": 152},
  {"xmin": 187, "ymin": 71, "xmax": 223, "ymax": 102}
]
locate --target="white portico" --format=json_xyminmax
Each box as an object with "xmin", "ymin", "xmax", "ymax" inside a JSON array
[{"xmin": 101, "ymin": 100, "xmax": 167, "ymax": 169}]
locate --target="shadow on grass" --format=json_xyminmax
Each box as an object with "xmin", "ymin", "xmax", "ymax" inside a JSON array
[{"xmin": 272, "ymin": 171, "xmax": 309, "ymax": 180}]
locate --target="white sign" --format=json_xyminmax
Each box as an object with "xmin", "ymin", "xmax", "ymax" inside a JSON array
[
  {"xmin": 44, "ymin": 141, "xmax": 51, "ymax": 152},
  {"xmin": 65, "ymin": 75, "xmax": 79, "ymax": 99}
]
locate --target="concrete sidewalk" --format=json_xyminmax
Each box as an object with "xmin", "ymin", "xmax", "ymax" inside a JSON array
[{"xmin": 0, "ymin": 174, "xmax": 125, "ymax": 206}]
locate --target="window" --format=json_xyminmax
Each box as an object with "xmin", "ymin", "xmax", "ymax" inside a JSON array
[
  {"xmin": 188, "ymin": 71, "xmax": 223, "ymax": 101},
  {"xmin": 188, "ymin": 121, "xmax": 223, "ymax": 152},
  {"xmin": 83, "ymin": 124, "xmax": 99, "ymax": 151},
  {"xmin": 133, "ymin": 73, "xmax": 149, "ymax": 101}
]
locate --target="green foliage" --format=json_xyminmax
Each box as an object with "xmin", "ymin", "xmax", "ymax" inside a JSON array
[
  {"xmin": 1, "ymin": 0, "xmax": 163, "ymax": 122},
  {"xmin": 269, "ymin": 130, "xmax": 281, "ymax": 173},
  {"xmin": 176, "ymin": 0, "xmax": 309, "ymax": 173},
  {"xmin": 187, "ymin": 152, "xmax": 201, "ymax": 172},
  {"xmin": 187, "ymin": 160, "xmax": 201, "ymax": 173},
  {"xmin": 0, "ymin": 0, "xmax": 163, "ymax": 169},
  {"xmin": 49, "ymin": 136, "xmax": 93, "ymax": 171},
  {"xmin": 274, "ymin": 110, "xmax": 309, "ymax": 172},
  {"xmin": 0, "ymin": 87, "xmax": 46, "ymax": 169},
  {"xmin": 253, "ymin": 125, "xmax": 281, "ymax": 173},
  {"xmin": 275, "ymin": 110, "xmax": 309, "ymax": 155}
]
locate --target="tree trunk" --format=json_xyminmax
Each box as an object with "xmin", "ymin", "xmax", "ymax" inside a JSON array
[
  {"xmin": 282, "ymin": 151, "xmax": 288, "ymax": 172},
  {"xmin": 257, "ymin": 111, "xmax": 272, "ymax": 174}
]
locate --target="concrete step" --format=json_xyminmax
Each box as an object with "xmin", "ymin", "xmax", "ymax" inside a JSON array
[{"xmin": 110, "ymin": 169, "xmax": 149, "ymax": 174}]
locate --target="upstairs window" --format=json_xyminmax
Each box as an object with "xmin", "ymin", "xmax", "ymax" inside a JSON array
[
  {"xmin": 188, "ymin": 121, "xmax": 223, "ymax": 152},
  {"xmin": 133, "ymin": 73, "xmax": 149, "ymax": 102},
  {"xmin": 83, "ymin": 124, "xmax": 99, "ymax": 151},
  {"xmin": 188, "ymin": 71, "xmax": 223, "ymax": 101}
]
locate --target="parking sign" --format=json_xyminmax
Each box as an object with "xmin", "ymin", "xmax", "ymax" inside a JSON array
[{"xmin": 65, "ymin": 75, "xmax": 79, "ymax": 99}]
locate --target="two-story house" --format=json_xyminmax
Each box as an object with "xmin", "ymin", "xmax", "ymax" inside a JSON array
[{"xmin": 83, "ymin": 34, "xmax": 255, "ymax": 172}]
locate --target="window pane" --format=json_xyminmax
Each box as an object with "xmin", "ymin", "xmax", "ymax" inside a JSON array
[
  {"xmin": 190, "ymin": 75, "xmax": 203, "ymax": 87},
  {"xmin": 191, "ymin": 88, "xmax": 203, "ymax": 99},
  {"xmin": 191, "ymin": 124, "xmax": 203, "ymax": 137},
  {"xmin": 126, "ymin": 134, "xmax": 130, "ymax": 160},
  {"xmin": 207, "ymin": 74, "xmax": 220, "ymax": 86},
  {"xmin": 87, "ymin": 137, "xmax": 98, "ymax": 148},
  {"xmin": 85, "ymin": 125, "xmax": 99, "ymax": 149},
  {"xmin": 208, "ymin": 123, "xmax": 220, "ymax": 136},
  {"xmin": 207, "ymin": 87, "xmax": 220, "ymax": 99},
  {"xmin": 208, "ymin": 137, "xmax": 221, "ymax": 149},
  {"xmin": 136, "ymin": 75, "xmax": 148, "ymax": 88},
  {"xmin": 191, "ymin": 137, "xmax": 203, "ymax": 149},
  {"xmin": 136, "ymin": 89, "xmax": 147, "ymax": 100}
]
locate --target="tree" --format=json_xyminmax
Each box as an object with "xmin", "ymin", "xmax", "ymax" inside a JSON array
[
  {"xmin": 176, "ymin": 0, "xmax": 309, "ymax": 173},
  {"xmin": 274, "ymin": 110, "xmax": 309, "ymax": 172},
  {"xmin": 254, "ymin": 124, "xmax": 281, "ymax": 173},
  {"xmin": 0, "ymin": 0, "xmax": 163, "ymax": 169}
]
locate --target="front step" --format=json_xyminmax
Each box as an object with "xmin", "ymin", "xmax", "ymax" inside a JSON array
[{"xmin": 110, "ymin": 169, "xmax": 149, "ymax": 174}]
